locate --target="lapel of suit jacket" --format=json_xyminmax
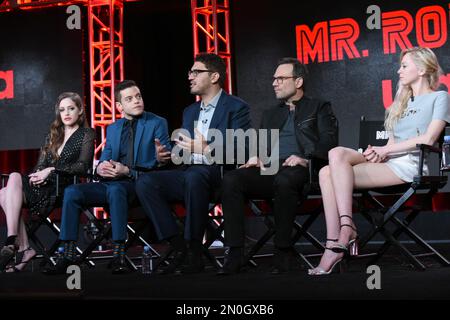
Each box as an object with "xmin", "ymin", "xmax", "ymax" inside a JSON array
[
  {"xmin": 133, "ymin": 113, "xmax": 147, "ymax": 164},
  {"xmin": 112, "ymin": 120, "xmax": 125, "ymax": 161},
  {"xmin": 188, "ymin": 103, "xmax": 201, "ymax": 137},
  {"xmin": 208, "ymin": 91, "xmax": 227, "ymax": 131}
]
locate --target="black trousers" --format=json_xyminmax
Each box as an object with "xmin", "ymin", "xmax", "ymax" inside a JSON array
[
  {"xmin": 135, "ymin": 165, "xmax": 222, "ymax": 242},
  {"xmin": 221, "ymin": 165, "xmax": 309, "ymax": 248}
]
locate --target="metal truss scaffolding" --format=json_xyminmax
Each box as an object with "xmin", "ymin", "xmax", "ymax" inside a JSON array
[
  {"xmin": 191, "ymin": 0, "xmax": 233, "ymax": 93},
  {"xmin": 0, "ymin": 0, "xmax": 84, "ymax": 12},
  {"xmin": 88, "ymin": 0, "xmax": 124, "ymax": 161},
  {"xmin": 0, "ymin": 0, "xmax": 125, "ymax": 163},
  {"xmin": 0, "ymin": 0, "xmax": 125, "ymax": 219},
  {"xmin": 88, "ymin": 0, "xmax": 124, "ymax": 218}
]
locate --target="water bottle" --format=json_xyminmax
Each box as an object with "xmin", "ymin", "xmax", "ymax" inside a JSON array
[
  {"xmin": 54, "ymin": 246, "xmax": 64, "ymax": 264},
  {"xmin": 141, "ymin": 246, "xmax": 153, "ymax": 274},
  {"xmin": 442, "ymin": 136, "xmax": 450, "ymax": 170}
]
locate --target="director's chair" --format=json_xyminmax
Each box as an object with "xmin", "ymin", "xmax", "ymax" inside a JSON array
[
  {"xmin": 356, "ymin": 118, "xmax": 450, "ymax": 270},
  {"xmin": 241, "ymin": 157, "xmax": 327, "ymax": 270},
  {"xmin": 1, "ymin": 170, "xmax": 95, "ymax": 268}
]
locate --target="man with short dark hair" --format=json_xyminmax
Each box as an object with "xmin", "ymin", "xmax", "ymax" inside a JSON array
[
  {"xmin": 45, "ymin": 80, "xmax": 171, "ymax": 275},
  {"xmin": 135, "ymin": 53, "xmax": 251, "ymax": 274},
  {"xmin": 217, "ymin": 57, "xmax": 338, "ymax": 275}
]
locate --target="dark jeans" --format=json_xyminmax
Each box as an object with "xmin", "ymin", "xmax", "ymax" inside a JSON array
[
  {"xmin": 59, "ymin": 180, "xmax": 136, "ymax": 241},
  {"xmin": 221, "ymin": 165, "xmax": 309, "ymax": 248},
  {"xmin": 135, "ymin": 165, "xmax": 222, "ymax": 242}
]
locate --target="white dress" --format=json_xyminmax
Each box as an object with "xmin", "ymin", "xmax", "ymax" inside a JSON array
[{"xmin": 385, "ymin": 91, "xmax": 450, "ymax": 182}]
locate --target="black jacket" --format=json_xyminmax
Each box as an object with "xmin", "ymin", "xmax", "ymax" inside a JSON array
[{"xmin": 259, "ymin": 95, "xmax": 338, "ymax": 161}]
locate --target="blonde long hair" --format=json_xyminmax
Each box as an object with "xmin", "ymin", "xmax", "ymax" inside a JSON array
[
  {"xmin": 43, "ymin": 92, "xmax": 88, "ymax": 159},
  {"xmin": 385, "ymin": 47, "xmax": 442, "ymax": 130}
]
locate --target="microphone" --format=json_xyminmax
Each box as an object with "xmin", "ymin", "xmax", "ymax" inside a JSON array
[{"xmin": 411, "ymin": 95, "xmax": 414, "ymax": 102}]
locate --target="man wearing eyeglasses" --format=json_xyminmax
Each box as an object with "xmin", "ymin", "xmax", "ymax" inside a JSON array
[
  {"xmin": 217, "ymin": 57, "xmax": 338, "ymax": 275},
  {"xmin": 136, "ymin": 53, "xmax": 251, "ymax": 274}
]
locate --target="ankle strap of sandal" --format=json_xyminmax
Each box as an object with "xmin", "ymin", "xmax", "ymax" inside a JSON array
[
  {"xmin": 339, "ymin": 215, "xmax": 357, "ymax": 231},
  {"xmin": 340, "ymin": 224, "xmax": 357, "ymax": 231},
  {"xmin": 324, "ymin": 239, "xmax": 339, "ymax": 251}
]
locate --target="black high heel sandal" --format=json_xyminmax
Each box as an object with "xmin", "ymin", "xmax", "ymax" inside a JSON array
[
  {"xmin": 6, "ymin": 247, "xmax": 36, "ymax": 273},
  {"xmin": 331, "ymin": 215, "xmax": 359, "ymax": 256}
]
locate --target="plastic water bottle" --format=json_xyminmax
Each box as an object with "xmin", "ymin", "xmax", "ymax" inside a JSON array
[
  {"xmin": 54, "ymin": 246, "xmax": 64, "ymax": 264},
  {"xmin": 141, "ymin": 246, "xmax": 153, "ymax": 274},
  {"xmin": 442, "ymin": 136, "xmax": 450, "ymax": 170}
]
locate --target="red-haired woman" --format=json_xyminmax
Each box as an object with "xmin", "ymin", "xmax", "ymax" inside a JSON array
[{"xmin": 0, "ymin": 92, "xmax": 95, "ymax": 272}]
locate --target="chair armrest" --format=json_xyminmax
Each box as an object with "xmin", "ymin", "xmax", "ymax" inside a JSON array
[
  {"xmin": 53, "ymin": 170, "xmax": 93, "ymax": 197},
  {"xmin": 132, "ymin": 164, "xmax": 176, "ymax": 178},
  {"xmin": 415, "ymin": 144, "xmax": 441, "ymax": 177},
  {"xmin": 304, "ymin": 155, "xmax": 324, "ymax": 185},
  {"xmin": 132, "ymin": 165, "xmax": 154, "ymax": 173},
  {"xmin": 131, "ymin": 165, "xmax": 156, "ymax": 179},
  {"xmin": 53, "ymin": 169, "xmax": 93, "ymax": 179},
  {"xmin": 416, "ymin": 144, "xmax": 441, "ymax": 154},
  {"xmin": 305, "ymin": 155, "xmax": 315, "ymax": 184}
]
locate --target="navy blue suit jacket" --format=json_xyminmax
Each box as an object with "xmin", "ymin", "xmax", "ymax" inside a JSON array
[
  {"xmin": 181, "ymin": 91, "xmax": 251, "ymax": 164},
  {"xmin": 100, "ymin": 111, "xmax": 170, "ymax": 170}
]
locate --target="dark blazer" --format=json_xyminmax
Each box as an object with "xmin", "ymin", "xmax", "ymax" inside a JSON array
[
  {"xmin": 99, "ymin": 111, "xmax": 171, "ymax": 169},
  {"xmin": 181, "ymin": 91, "xmax": 251, "ymax": 164},
  {"xmin": 260, "ymin": 95, "xmax": 338, "ymax": 160}
]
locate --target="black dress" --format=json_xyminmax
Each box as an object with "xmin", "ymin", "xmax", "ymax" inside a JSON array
[{"xmin": 22, "ymin": 127, "xmax": 95, "ymax": 215}]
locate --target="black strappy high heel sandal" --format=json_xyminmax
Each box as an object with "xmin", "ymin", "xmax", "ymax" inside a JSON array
[
  {"xmin": 6, "ymin": 247, "xmax": 36, "ymax": 273},
  {"xmin": 331, "ymin": 215, "xmax": 359, "ymax": 256}
]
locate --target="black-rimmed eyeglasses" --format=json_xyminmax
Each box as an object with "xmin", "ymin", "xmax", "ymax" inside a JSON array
[
  {"xmin": 188, "ymin": 69, "xmax": 213, "ymax": 77},
  {"xmin": 272, "ymin": 76, "xmax": 297, "ymax": 84}
]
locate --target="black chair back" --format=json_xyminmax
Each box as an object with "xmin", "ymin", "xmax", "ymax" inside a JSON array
[{"xmin": 358, "ymin": 117, "xmax": 388, "ymax": 150}]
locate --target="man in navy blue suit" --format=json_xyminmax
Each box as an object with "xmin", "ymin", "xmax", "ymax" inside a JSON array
[
  {"xmin": 45, "ymin": 80, "xmax": 170, "ymax": 275},
  {"xmin": 136, "ymin": 53, "xmax": 251, "ymax": 274}
]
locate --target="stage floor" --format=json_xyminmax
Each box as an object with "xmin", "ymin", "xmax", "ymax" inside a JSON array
[{"xmin": 1, "ymin": 244, "xmax": 450, "ymax": 301}]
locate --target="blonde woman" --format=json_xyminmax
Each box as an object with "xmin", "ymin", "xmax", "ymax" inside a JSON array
[
  {"xmin": 309, "ymin": 47, "xmax": 450, "ymax": 275},
  {"xmin": 0, "ymin": 92, "xmax": 95, "ymax": 272}
]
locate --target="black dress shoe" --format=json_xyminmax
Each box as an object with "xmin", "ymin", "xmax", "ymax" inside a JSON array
[
  {"xmin": 180, "ymin": 250, "xmax": 204, "ymax": 274},
  {"xmin": 111, "ymin": 255, "xmax": 129, "ymax": 275},
  {"xmin": 157, "ymin": 250, "xmax": 186, "ymax": 275},
  {"xmin": 42, "ymin": 257, "xmax": 74, "ymax": 275},
  {"xmin": 0, "ymin": 245, "xmax": 17, "ymax": 272},
  {"xmin": 270, "ymin": 248, "xmax": 292, "ymax": 275},
  {"xmin": 217, "ymin": 248, "xmax": 245, "ymax": 275}
]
